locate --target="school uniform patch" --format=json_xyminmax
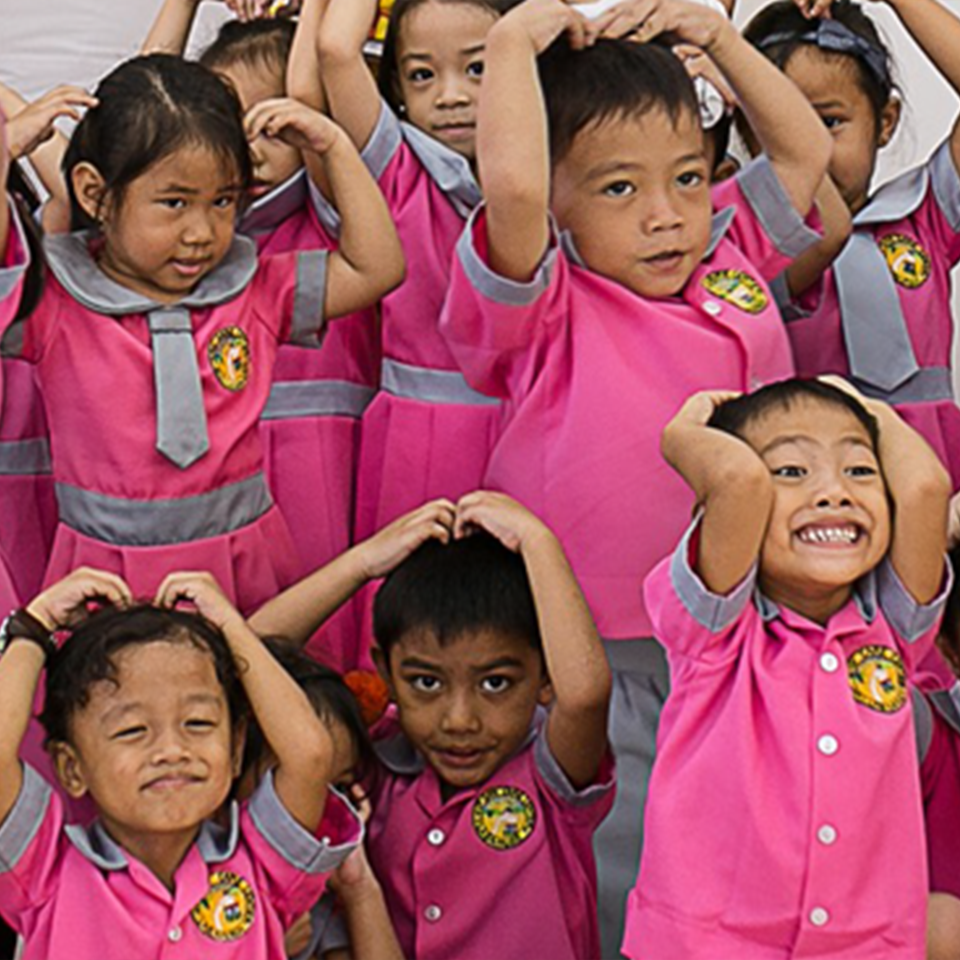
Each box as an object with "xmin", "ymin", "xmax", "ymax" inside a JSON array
[
  {"xmin": 191, "ymin": 871, "xmax": 256, "ymax": 941},
  {"xmin": 847, "ymin": 645, "xmax": 906, "ymax": 713},
  {"xmin": 878, "ymin": 234, "xmax": 930, "ymax": 289},
  {"xmin": 208, "ymin": 327, "xmax": 250, "ymax": 391},
  {"xmin": 472, "ymin": 786, "xmax": 536, "ymax": 851},
  {"xmin": 701, "ymin": 270, "xmax": 768, "ymax": 314}
]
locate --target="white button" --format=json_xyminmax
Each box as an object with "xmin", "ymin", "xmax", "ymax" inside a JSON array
[
  {"xmin": 703, "ymin": 300, "xmax": 722, "ymax": 316},
  {"xmin": 809, "ymin": 907, "xmax": 830, "ymax": 927},
  {"xmin": 424, "ymin": 904, "xmax": 442, "ymax": 922},
  {"xmin": 820, "ymin": 652, "xmax": 840, "ymax": 673},
  {"xmin": 817, "ymin": 824, "xmax": 838, "ymax": 845},
  {"xmin": 427, "ymin": 828, "xmax": 446, "ymax": 846},
  {"xmin": 168, "ymin": 927, "xmax": 183, "ymax": 943},
  {"xmin": 817, "ymin": 734, "xmax": 839, "ymax": 756}
]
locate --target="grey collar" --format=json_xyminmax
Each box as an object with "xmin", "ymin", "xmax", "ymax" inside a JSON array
[
  {"xmin": 400, "ymin": 122, "xmax": 482, "ymax": 219},
  {"xmin": 754, "ymin": 572, "xmax": 879, "ymax": 624},
  {"xmin": 854, "ymin": 164, "xmax": 928, "ymax": 228},
  {"xmin": 240, "ymin": 169, "xmax": 309, "ymax": 236}
]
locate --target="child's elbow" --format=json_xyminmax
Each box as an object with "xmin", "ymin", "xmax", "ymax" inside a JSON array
[{"xmin": 317, "ymin": 27, "xmax": 360, "ymax": 68}]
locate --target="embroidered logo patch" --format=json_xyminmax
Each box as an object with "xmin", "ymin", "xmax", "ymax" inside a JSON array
[
  {"xmin": 848, "ymin": 645, "xmax": 907, "ymax": 713},
  {"xmin": 191, "ymin": 871, "xmax": 255, "ymax": 941},
  {"xmin": 878, "ymin": 233, "xmax": 930, "ymax": 289},
  {"xmin": 472, "ymin": 785, "xmax": 536, "ymax": 851},
  {"xmin": 208, "ymin": 327, "xmax": 250, "ymax": 391},
  {"xmin": 701, "ymin": 270, "xmax": 769, "ymax": 314}
]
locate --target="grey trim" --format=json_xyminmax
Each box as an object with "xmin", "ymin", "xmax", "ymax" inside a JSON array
[
  {"xmin": 0, "ymin": 201, "xmax": 30, "ymax": 302},
  {"xmin": 855, "ymin": 163, "xmax": 928, "ymax": 227},
  {"xmin": 262, "ymin": 380, "xmax": 375, "ymax": 420},
  {"xmin": 911, "ymin": 686, "xmax": 934, "ymax": 764},
  {"xmin": 361, "ymin": 102, "xmax": 404, "ymax": 181},
  {"xmin": 308, "ymin": 178, "xmax": 341, "ymax": 239},
  {"xmin": 768, "ymin": 271, "xmax": 793, "ymax": 313},
  {"xmin": 559, "ymin": 229, "xmax": 587, "ymax": 267},
  {"xmin": 931, "ymin": 139, "xmax": 960, "ymax": 233},
  {"xmin": 852, "ymin": 367, "xmax": 954, "ymax": 404},
  {"xmin": 704, "ymin": 206, "xmax": 736, "ymax": 258},
  {"xmin": 877, "ymin": 555, "xmax": 951, "ymax": 643},
  {"xmin": 929, "ymin": 685, "xmax": 960, "ymax": 739},
  {"xmin": 43, "ymin": 233, "xmax": 259, "ymax": 316},
  {"xmin": 375, "ymin": 731, "xmax": 426, "ymax": 775},
  {"xmin": 290, "ymin": 249, "xmax": 328, "ymax": 345},
  {"xmin": 736, "ymin": 156, "xmax": 820, "ymax": 259},
  {"xmin": 456, "ymin": 206, "xmax": 556, "ymax": 307},
  {"xmin": 241, "ymin": 169, "xmax": 310, "ymax": 236},
  {"xmin": 248, "ymin": 772, "xmax": 362, "ymax": 875},
  {"xmin": 0, "ymin": 765, "xmax": 50, "ymax": 873},
  {"xmin": 195, "ymin": 802, "xmax": 241, "ymax": 863},
  {"xmin": 0, "ymin": 438, "xmax": 52, "ymax": 476},
  {"xmin": 382, "ymin": 357, "xmax": 499, "ymax": 406},
  {"xmin": 0, "ymin": 319, "xmax": 25, "ymax": 358},
  {"xmin": 669, "ymin": 518, "xmax": 756, "ymax": 633},
  {"xmin": 400, "ymin": 122, "xmax": 481, "ymax": 219},
  {"xmin": 291, "ymin": 895, "xmax": 343, "ymax": 960},
  {"xmin": 56, "ymin": 473, "xmax": 273, "ymax": 546},
  {"xmin": 757, "ymin": 572, "xmax": 878, "ymax": 624},
  {"xmin": 533, "ymin": 731, "xmax": 614, "ymax": 808},
  {"xmin": 65, "ymin": 820, "xmax": 128, "ymax": 871}
]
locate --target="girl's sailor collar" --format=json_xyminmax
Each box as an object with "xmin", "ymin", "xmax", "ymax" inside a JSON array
[{"xmin": 239, "ymin": 168, "xmax": 310, "ymax": 237}]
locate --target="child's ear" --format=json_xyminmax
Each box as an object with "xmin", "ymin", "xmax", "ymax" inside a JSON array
[
  {"xmin": 50, "ymin": 741, "xmax": 89, "ymax": 799},
  {"xmin": 70, "ymin": 162, "xmax": 109, "ymax": 224},
  {"xmin": 877, "ymin": 98, "xmax": 901, "ymax": 149},
  {"xmin": 231, "ymin": 717, "xmax": 248, "ymax": 779},
  {"xmin": 537, "ymin": 675, "xmax": 554, "ymax": 708}
]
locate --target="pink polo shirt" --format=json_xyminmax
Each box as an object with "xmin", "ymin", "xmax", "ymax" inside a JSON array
[
  {"xmin": 366, "ymin": 720, "xmax": 615, "ymax": 960},
  {"xmin": 441, "ymin": 157, "xmax": 809, "ymax": 638},
  {"xmin": 0, "ymin": 766, "xmax": 363, "ymax": 960},
  {"xmin": 624, "ymin": 520, "xmax": 949, "ymax": 960}
]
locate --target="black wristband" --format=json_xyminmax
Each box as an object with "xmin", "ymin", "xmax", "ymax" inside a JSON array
[{"xmin": 0, "ymin": 609, "xmax": 57, "ymax": 659}]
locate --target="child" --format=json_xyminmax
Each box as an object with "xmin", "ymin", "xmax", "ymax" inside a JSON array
[
  {"xmin": 626, "ymin": 378, "xmax": 951, "ymax": 958},
  {"xmin": 0, "ymin": 54, "xmax": 403, "ymax": 615},
  {"xmin": 438, "ymin": 0, "xmax": 830, "ymax": 951},
  {"xmin": 744, "ymin": 0, "xmax": 960, "ymax": 488},
  {"xmin": 0, "ymin": 567, "xmax": 363, "ymax": 959}
]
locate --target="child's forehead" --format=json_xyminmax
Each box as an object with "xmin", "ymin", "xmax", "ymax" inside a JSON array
[
  {"xmin": 94, "ymin": 640, "xmax": 223, "ymax": 702},
  {"xmin": 391, "ymin": 627, "xmax": 537, "ymax": 665},
  {"xmin": 742, "ymin": 398, "xmax": 874, "ymax": 454}
]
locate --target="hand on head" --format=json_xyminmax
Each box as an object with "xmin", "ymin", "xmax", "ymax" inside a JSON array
[
  {"xmin": 6, "ymin": 86, "xmax": 98, "ymax": 161},
  {"xmin": 26, "ymin": 567, "xmax": 133, "ymax": 632}
]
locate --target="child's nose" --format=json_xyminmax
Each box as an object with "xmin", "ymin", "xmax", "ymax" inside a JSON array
[
  {"xmin": 814, "ymin": 472, "xmax": 854, "ymax": 508},
  {"xmin": 152, "ymin": 729, "xmax": 191, "ymax": 763},
  {"xmin": 435, "ymin": 77, "xmax": 469, "ymax": 107},
  {"xmin": 642, "ymin": 192, "xmax": 682, "ymax": 233},
  {"xmin": 440, "ymin": 693, "xmax": 481, "ymax": 733}
]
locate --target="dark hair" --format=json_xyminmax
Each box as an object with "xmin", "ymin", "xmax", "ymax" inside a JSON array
[
  {"xmin": 241, "ymin": 639, "xmax": 376, "ymax": 783},
  {"xmin": 200, "ymin": 18, "xmax": 296, "ymax": 82},
  {"xmin": 377, "ymin": 0, "xmax": 517, "ymax": 115},
  {"xmin": 538, "ymin": 37, "xmax": 701, "ymax": 164},
  {"xmin": 742, "ymin": 0, "xmax": 895, "ymax": 130},
  {"xmin": 63, "ymin": 54, "xmax": 253, "ymax": 231},
  {"xmin": 41, "ymin": 604, "xmax": 247, "ymax": 746},
  {"xmin": 707, "ymin": 378, "xmax": 880, "ymax": 449},
  {"xmin": 373, "ymin": 533, "xmax": 541, "ymax": 659}
]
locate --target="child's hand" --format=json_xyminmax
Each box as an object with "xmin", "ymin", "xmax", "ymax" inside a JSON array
[
  {"xmin": 792, "ymin": 0, "xmax": 833, "ymax": 19},
  {"xmin": 327, "ymin": 842, "xmax": 379, "ymax": 899},
  {"xmin": 27, "ymin": 567, "xmax": 132, "ymax": 631},
  {"xmin": 454, "ymin": 490, "xmax": 555, "ymax": 554},
  {"xmin": 496, "ymin": 0, "xmax": 597, "ymax": 54},
  {"xmin": 245, "ymin": 98, "xmax": 342, "ymax": 157},
  {"xmin": 6, "ymin": 86, "xmax": 97, "ymax": 161},
  {"xmin": 594, "ymin": 0, "xmax": 729, "ymax": 52},
  {"xmin": 947, "ymin": 491, "xmax": 960, "ymax": 549},
  {"xmin": 154, "ymin": 571, "xmax": 246, "ymax": 634},
  {"xmin": 283, "ymin": 910, "xmax": 314, "ymax": 957},
  {"xmin": 673, "ymin": 44, "xmax": 736, "ymax": 111},
  {"xmin": 355, "ymin": 499, "xmax": 456, "ymax": 580},
  {"xmin": 667, "ymin": 388, "xmax": 741, "ymax": 429}
]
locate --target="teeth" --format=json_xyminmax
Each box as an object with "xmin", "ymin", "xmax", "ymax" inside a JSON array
[{"xmin": 798, "ymin": 526, "xmax": 858, "ymax": 544}]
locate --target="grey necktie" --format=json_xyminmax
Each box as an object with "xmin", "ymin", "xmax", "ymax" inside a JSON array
[{"xmin": 148, "ymin": 306, "xmax": 210, "ymax": 469}]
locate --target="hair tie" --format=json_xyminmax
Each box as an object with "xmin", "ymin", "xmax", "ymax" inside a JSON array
[{"xmin": 343, "ymin": 670, "xmax": 391, "ymax": 727}]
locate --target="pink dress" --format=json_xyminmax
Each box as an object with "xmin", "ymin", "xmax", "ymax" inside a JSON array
[
  {"xmin": 0, "ymin": 218, "xmax": 329, "ymax": 615},
  {"xmin": 777, "ymin": 140, "xmax": 960, "ymax": 486},
  {"xmin": 626, "ymin": 520, "xmax": 948, "ymax": 960},
  {"xmin": 441, "ymin": 158, "xmax": 809, "ymax": 639},
  {"xmin": 244, "ymin": 171, "xmax": 379, "ymax": 668}
]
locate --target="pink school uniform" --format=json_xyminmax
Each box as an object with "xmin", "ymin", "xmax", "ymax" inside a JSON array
[
  {"xmin": 0, "ymin": 216, "xmax": 329, "ymax": 615},
  {"xmin": 243, "ymin": 170, "xmax": 379, "ymax": 668},
  {"xmin": 441, "ymin": 157, "xmax": 810, "ymax": 640},
  {"xmin": 0, "ymin": 765, "xmax": 363, "ymax": 959},
  {"xmin": 366, "ymin": 716, "xmax": 615, "ymax": 960},
  {"xmin": 625, "ymin": 519, "xmax": 949, "ymax": 960},
  {"xmin": 776, "ymin": 140, "xmax": 960, "ymax": 486}
]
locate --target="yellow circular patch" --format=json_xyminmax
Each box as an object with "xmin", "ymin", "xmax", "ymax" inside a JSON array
[
  {"xmin": 208, "ymin": 326, "xmax": 250, "ymax": 391},
  {"xmin": 191, "ymin": 871, "xmax": 256, "ymax": 942},
  {"xmin": 878, "ymin": 233, "xmax": 930, "ymax": 289},
  {"xmin": 847, "ymin": 644, "xmax": 907, "ymax": 713},
  {"xmin": 701, "ymin": 270, "xmax": 769, "ymax": 314},
  {"xmin": 472, "ymin": 785, "xmax": 536, "ymax": 851}
]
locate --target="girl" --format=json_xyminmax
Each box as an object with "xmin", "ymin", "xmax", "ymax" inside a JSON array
[
  {"xmin": 0, "ymin": 54, "xmax": 403, "ymax": 615},
  {"xmin": 629, "ymin": 379, "xmax": 950, "ymax": 958},
  {"xmin": 0, "ymin": 567, "xmax": 363, "ymax": 959},
  {"xmin": 438, "ymin": 0, "xmax": 829, "ymax": 951},
  {"xmin": 744, "ymin": 0, "xmax": 960, "ymax": 488},
  {"xmin": 316, "ymin": 0, "xmax": 514, "ymax": 662}
]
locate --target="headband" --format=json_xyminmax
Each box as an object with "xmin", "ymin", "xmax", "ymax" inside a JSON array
[{"xmin": 756, "ymin": 19, "xmax": 890, "ymax": 89}]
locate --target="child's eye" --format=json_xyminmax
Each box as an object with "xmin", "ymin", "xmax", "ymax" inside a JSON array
[
  {"xmin": 772, "ymin": 465, "xmax": 806, "ymax": 478},
  {"xmin": 158, "ymin": 198, "xmax": 186, "ymax": 210},
  {"xmin": 409, "ymin": 675, "xmax": 442, "ymax": 693},
  {"xmin": 185, "ymin": 718, "xmax": 217, "ymax": 731},
  {"xmin": 112, "ymin": 725, "xmax": 147, "ymax": 740},
  {"xmin": 407, "ymin": 67, "xmax": 434, "ymax": 83},
  {"xmin": 846, "ymin": 464, "xmax": 878, "ymax": 477},
  {"xmin": 466, "ymin": 60, "xmax": 485, "ymax": 78},
  {"xmin": 603, "ymin": 181, "xmax": 635, "ymax": 198},
  {"xmin": 677, "ymin": 170, "xmax": 704, "ymax": 188},
  {"xmin": 480, "ymin": 675, "xmax": 512, "ymax": 694},
  {"xmin": 214, "ymin": 196, "xmax": 236, "ymax": 209},
  {"xmin": 821, "ymin": 116, "xmax": 844, "ymax": 131}
]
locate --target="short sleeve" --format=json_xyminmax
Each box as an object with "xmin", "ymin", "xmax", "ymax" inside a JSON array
[
  {"xmin": 712, "ymin": 156, "xmax": 821, "ymax": 280},
  {"xmin": 0, "ymin": 201, "xmax": 32, "ymax": 352},
  {"xmin": 643, "ymin": 517, "xmax": 757, "ymax": 662},
  {"xmin": 918, "ymin": 139, "xmax": 960, "ymax": 265},
  {"xmin": 533, "ymin": 732, "xmax": 615, "ymax": 830},
  {"xmin": 439, "ymin": 205, "xmax": 566, "ymax": 400},
  {"xmin": 243, "ymin": 772, "xmax": 363, "ymax": 924},
  {"xmin": 876, "ymin": 556, "xmax": 951, "ymax": 665},
  {"xmin": 254, "ymin": 250, "xmax": 329, "ymax": 345}
]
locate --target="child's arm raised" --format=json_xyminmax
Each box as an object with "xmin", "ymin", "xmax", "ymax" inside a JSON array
[
  {"xmin": 0, "ymin": 111, "xmax": 10, "ymax": 258},
  {"xmin": 141, "ymin": 0, "xmax": 205, "ymax": 55},
  {"xmin": 480, "ymin": 0, "xmax": 594, "ymax": 280},
  {"xmin": 454, "ymin": 491, "xmax": 611, "ymax": 789},
  {"xmin": 155, "ymin": 572, "xmax": 334, "ymax": 831},
  {"xmin": 661, "ymin": 391, "xmax": 774, "ymax": 595},
  {"xmin": 245, "ymin": 98, "xmax": 405, "ymax": 315},
  {"xmin": 0, "ymin": 569, "xmax": 132, "ymax": 827},
  {"xmin": 249, "ymin": 498, "xmax": 456, "ymax": 644}
]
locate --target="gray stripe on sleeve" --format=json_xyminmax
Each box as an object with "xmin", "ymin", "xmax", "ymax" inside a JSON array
[
  {"xmin": 290, "ymin": 250, "xmax": 329, "ymax": 345},
  {"xmin": 533, "ymin": 732, "xmax": 613, "ymax": 808},
  {"xmin": 876, "ymin": 556, "xmax": 952, "ymax": 643},
  {"xmin": 361, "ymin": 102, "xmax": 403, "ymax": 180},
  {"xmin": 931, "ymin": 139, "xmax": 960, "ymax": 233},
  {"xmin": 308, "ymin": 178, "xmax": 342, "ymax": 239},
  {"xmin": 0, "ymin": 765, "xmax": 51, "ymax": 873}
]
